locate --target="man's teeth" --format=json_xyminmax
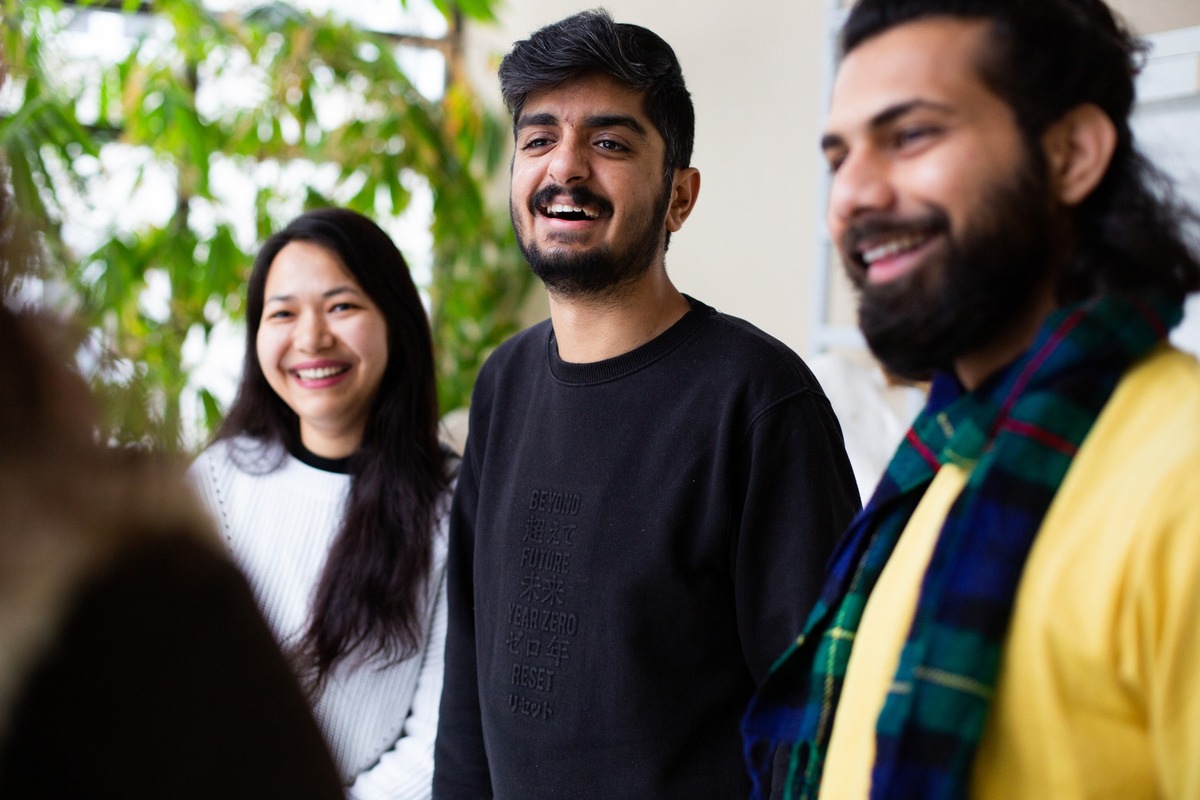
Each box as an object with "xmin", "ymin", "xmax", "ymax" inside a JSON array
[
  {"xmin": 545, "ymin": 203, "xmax": 599, "ymax": 219},
  {"xmin": 296, "ymin": 366, "xmax": 346, "ymax": 380},
  {"xmin": 862, "ymin": 233, "xmax": 931, "ymax": 265}
]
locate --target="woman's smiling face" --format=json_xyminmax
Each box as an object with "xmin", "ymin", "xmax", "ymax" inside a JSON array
[{"xmin": 256, "ymin": 240, "xmax": 389, "ymax": 458}]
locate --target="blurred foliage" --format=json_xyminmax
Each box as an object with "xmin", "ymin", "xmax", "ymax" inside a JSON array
[{"xmin": 0, "ymin": 0, "xmax": 532, "ymax": 451}]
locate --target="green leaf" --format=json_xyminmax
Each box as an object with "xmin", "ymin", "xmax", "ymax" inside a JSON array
[{"xmin": 6, "ymin": 0, "xmax": 523, "ymax": 445}]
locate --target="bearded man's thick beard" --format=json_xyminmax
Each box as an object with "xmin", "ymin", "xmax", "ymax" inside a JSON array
[
  {"xmin": 515, "ymin": 183, "xmax": 672, "ymax": 300},
  {"xmin": 852, "ymin": 161, "xmax": 1055, "ymax": 384}
]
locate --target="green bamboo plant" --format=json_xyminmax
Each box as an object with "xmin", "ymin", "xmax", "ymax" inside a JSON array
[{"xmin": 0, "ymin": 0, "xmax": 532, "ymax": 450}]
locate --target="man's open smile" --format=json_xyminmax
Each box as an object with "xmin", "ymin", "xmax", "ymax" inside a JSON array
[
  {"xmin": 860, "ymin": 230, "xmax": 935, "ymax": 266},
  {"xmin": 842, "ymin": 212, "xmax": 948, "ymax": 287},
  {"xmin": 540, "ymin": 202, "xmax": 602, "ymax": 220},
  {"xmin": 531, "ymin": 184, "xmax": 614, "ymax": 225}
]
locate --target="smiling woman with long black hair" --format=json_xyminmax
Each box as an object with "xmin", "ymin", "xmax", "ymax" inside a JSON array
[{"xmin": 191, "ymin": 207, "xmax": 453, "ymax": 799}]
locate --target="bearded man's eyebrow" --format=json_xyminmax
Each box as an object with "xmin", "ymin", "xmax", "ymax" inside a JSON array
[
  {"xmin": 584, "ymin": 114, "xmax": 647, "ymax": 138},
  {"xmin": 516, "ymin": 112, "xmax": 559, "ymax": 130}
]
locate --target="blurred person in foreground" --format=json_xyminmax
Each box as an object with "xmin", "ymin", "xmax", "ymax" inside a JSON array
[
  {"xmin": 743, "ymin": 1, "xmax": 1200, "ymax": 798},
  {"xmin": 0, "ymin": 306, "xmax": 344, "ymax": 798},
  {"xmin": 433, "ymin": 9, "xmax": 860, "ymax": 799}
]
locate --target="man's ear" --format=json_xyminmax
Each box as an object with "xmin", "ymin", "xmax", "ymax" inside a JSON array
[
  {"xmin": 666, "ymin": 167, "xmax": 701, "ymax": 232},
  {"xmin": 1041, "ymin": 103, "xmax": 1118, "ymax": 206}
]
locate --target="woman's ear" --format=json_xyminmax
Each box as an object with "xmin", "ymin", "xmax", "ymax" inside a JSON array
[{"xmin": 1041, "ymin": 103, "xmax": 1118, "ymax": 207}]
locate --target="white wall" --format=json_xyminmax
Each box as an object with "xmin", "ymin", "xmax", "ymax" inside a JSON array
[
  {"xmin": 466, "ymin": 1, "xmax": 831, "ymax": 354},
  {"xmin": 1109, "ymin": 0, "xmax": 1200, "ymax": 34},
  {"xmin": 466, "ymin": 1, "xmax": 1200, "ymax": 360},
  {"xmin": 462, "ymin": 1, "xmax": 1200, "ymax": 492},
  {"xmin": 1132, "ymin": 24, "xmax": 1200, "ymax": 356}
]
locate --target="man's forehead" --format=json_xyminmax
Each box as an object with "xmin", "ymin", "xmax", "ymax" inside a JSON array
[
  {"xmin": 518, "ymin": 74, "xmax": 651, "ymax": 126},
  {"xmin": 826, "ymin": 17, "xmax": 991, "ymax": 130}
]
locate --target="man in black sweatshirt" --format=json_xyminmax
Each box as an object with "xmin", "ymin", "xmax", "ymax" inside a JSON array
[{"xmin": 433, "ymin": 10, "xmax": 861, "ymax": 798}]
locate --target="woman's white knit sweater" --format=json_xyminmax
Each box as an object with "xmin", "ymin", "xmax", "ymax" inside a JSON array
[{"xmin": 190, "ymin": 438, "xmax": 448, "ymax": 800}]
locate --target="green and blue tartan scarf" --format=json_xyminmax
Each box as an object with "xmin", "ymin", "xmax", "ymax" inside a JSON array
[{"xmin": 742, "ymin": 292, "xmax": 1181, "ymax": 800}]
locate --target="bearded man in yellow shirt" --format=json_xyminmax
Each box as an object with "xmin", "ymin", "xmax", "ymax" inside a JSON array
[{"xmin": 743, "ymin": 1, "xmax": 1200, "ymax": 798}]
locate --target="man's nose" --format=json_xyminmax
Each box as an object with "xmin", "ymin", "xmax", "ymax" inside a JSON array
[
  {"xmin": 548, "ymin": 133, "xmax": 591, "ymax": 185},
  {"xmin": 828, "ymin": 148, "xmax": 896, "ymax": 225}
]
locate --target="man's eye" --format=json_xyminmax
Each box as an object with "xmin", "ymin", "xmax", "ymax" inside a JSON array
[
  {"xmin": 596, "ymin": 139, "xmax": 626, "ymax": 152},
  {"xmin": 522, "ymin": 137, "xmax": 552, "ymax": 150},
  {"xmin": 823, "ymin": 149, "xmax": 847, "ymax": 174},
  {"xmin": 894, "ymin": 126, "xmax": 936, "ymax": 148}
]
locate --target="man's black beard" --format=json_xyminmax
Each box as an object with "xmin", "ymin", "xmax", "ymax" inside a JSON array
[
  {"xmin": 844, "ymin": 159, "xmax": 1054, "ymax": 383},
  {"xmin": 513, "ymin": 182, "xmax": 671, "ymax": 299}
]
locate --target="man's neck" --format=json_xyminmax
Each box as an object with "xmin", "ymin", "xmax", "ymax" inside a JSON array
[
  {"xmin": 954, "ymin": 281, "xmax": 1060, "ymax": 391},
  {"xmin": 547, "ymin": 269, "xmax": 691, "ymax": 363}
]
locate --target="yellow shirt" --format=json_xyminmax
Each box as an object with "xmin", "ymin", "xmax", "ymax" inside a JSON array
[{"xmin": 819, "ymin": 346, "xmax": 1200, "ymax": 799}]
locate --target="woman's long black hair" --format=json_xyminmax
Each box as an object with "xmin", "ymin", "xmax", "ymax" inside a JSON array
[{"xmin": 215, "ymin": 207, "xmax": 451, "ymax": 686}]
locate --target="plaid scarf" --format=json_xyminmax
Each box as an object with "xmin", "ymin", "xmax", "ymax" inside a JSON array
[{"xmin": 742, "ymin": 292, "xmax": 1180, "ymax": 800}]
